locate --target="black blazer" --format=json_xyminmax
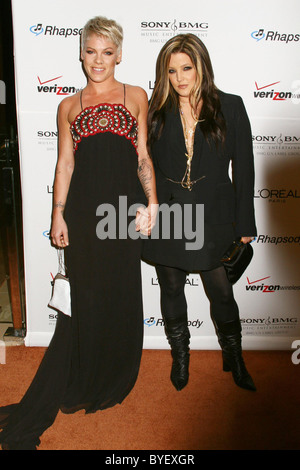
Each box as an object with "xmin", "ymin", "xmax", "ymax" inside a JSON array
[{"xmin": 151, "ymin": 91, "xmax": 257, "ymax": 237}]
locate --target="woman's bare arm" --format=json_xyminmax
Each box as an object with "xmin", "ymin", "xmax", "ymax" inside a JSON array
[{"xmin": 50, "ymin": 98, "xmax": 75, "ymax": 247}]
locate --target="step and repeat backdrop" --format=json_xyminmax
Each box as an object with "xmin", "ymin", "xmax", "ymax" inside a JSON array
[{"xmin": 11, "ymin": 0, "xmax": 300, "ymax": 348}]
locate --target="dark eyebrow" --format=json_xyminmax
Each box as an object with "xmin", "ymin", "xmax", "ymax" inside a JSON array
[{"xmin": 169, "ymin": 63, "xmax": 192, "ymax": 69}]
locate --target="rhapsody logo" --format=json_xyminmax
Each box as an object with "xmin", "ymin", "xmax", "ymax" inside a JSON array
[
  {"xmin": 251, "ymin": 29, "xmax": 265, "ymax": 41},
  {"xmin": 30, "ymin": 23, "xmax": 82, "ymax": 38},
  {"xmin": 144, "ymin": 317, "xmax": 203, "ymax": 329},
  {"xmin": 256, "ymin": 235, "xmax": 300, "ymax": 245},
  {"xmin": 37, "ymin": 75, "xmax": 80, "ymax": 96},
  {"xmin": 251, "ymin": 28, "xmax": 300, "ymax": 43},
  {"xmin": 30, "ymin": 23, "xmax": 44, "ymax": 36},
  {"xmin": 144, "ymin": 317, "xmax": 156, "ymax": 327}
]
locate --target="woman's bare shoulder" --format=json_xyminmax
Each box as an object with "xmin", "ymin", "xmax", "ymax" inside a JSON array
[
  {"xmin": 58, "ymin": 91, "xmax": 81, "ymax": 122},
  {"xmin": 126, "ymin": 84, "xmax": 148, "ymax": 102}
]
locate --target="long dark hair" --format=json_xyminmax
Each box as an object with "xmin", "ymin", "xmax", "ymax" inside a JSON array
[{"xmin": 148, "ymin": 34, "xmax": 226, "ymax": 149}]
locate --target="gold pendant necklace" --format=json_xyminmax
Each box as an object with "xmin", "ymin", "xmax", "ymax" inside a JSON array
[
  {"xmin": 166, "ymin": 107, "xmax": 204, "ymax": 191},
  {"xmin": 166, "ymin": 107, "xmax": 206, "ymax": 190},
  {"xmin": 181, "ymin": 108, "xmax": 197, "ymax": 190}
]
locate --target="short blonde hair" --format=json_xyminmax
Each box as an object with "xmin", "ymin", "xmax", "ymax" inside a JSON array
[{"xmin": 81, "ymin": 16, "xmax": 123, "ymax": 52}]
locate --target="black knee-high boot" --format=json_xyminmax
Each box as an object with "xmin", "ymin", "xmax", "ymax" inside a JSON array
[
  {"xmin": 164, "ymin": 315, "xmax": 190, "ymax": 391},
  {"xmin": 215, "ymin": 319, "xmax": 256, "ymax": 391}
]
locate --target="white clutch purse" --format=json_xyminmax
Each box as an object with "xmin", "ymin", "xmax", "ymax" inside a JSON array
[{"xmin": 48, "ymin": 249, "xmax": 71, "ymax": 317}]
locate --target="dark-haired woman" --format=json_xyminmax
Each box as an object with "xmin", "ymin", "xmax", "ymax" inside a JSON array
[{"xmin": 142, "ymin": 34, "xmax": 257, "ymax": 392}]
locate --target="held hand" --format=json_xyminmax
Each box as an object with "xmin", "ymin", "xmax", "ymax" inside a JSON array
[
  {"xmin": 135, "ymin": 203, "xmax": 158, "ymax": 236},
  {"xmin": 241, "ymin": 236, "xmax": 255, "ymax": 244},
  {"xmin": 148, "ymin": 203, "xmax": 158, "ymax": 232},
  {"xmin": 50, "ymin": 217, "xmax": 69, "ymax": 247}
]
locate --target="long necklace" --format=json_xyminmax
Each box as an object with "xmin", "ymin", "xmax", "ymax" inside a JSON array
[
  {"xmin": 180, "ymin": 107, "xmax": 198, "ymax": 190},
  {"xmin": 166, "ymin": 107, "xmax": 205, "ymax": 191}
]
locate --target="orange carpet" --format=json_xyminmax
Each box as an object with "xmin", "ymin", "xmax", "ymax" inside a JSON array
[{"xmin": 0, "ymin": 346, "xmax": 299, "ymax": 450}]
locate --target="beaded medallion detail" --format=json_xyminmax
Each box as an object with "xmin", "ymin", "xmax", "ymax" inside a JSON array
[{"xmin": 70, "ymin": 103, "xmax": 138, "ymax": 151}]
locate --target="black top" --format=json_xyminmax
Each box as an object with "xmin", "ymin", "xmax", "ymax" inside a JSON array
[{"xmin": 142, "ymin": 91, "xmax": 257, "ymax": 272}]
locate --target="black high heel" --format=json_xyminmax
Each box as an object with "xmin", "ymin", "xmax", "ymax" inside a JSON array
[
  {"xmin": 170, "ymin": 344, "xmax": 190, "ymax": 391},
  {"xmin": 216, "ymin": 320, "xmax": 256, "ymax": 392},
  {"xmin": 165, "ymin": 316, "xmax": 190, "ymax": 391}
]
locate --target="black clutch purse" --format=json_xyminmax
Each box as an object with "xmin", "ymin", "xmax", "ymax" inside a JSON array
[{"xmin": 221, "ymin": 238, "xmax": 253, "ymax": 285}]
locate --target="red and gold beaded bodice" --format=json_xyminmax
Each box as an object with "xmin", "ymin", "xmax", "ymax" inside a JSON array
[{"xmin": 70, "ymin": 103, "xmax": 138, "ymax": 151}]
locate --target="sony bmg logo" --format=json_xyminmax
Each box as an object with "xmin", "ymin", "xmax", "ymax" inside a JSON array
[
  {"xmin": 252, "ymin": 135, "xmax": 300, "ymax": 144},
  {"xmin": 37, "ymin": 130, "xmax": 58, "ymax": 138},
  {"xmin": 241, "ymin": 317, "xmax": 298, "ymax": 324},
  {"xmin": 141, "ymin": 20, "xmax": 208, "ymax": 31}
]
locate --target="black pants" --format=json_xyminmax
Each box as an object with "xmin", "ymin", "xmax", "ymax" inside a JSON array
[{"xmin": 155, "ymin": 264, "xmax": 239, "ymax": 325}]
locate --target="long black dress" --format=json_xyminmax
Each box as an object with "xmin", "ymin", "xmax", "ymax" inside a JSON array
[{"xmin": 0, "ymin": 87, "xmax": 144, "ymax": 449}]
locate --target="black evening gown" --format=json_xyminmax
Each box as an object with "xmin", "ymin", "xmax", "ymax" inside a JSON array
[{"xmin": 0, "ymin": 94, "xmax": 144, "ymax": 449}]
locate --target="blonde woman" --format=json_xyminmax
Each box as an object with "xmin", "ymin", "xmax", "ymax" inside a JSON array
[
  {"xmin": 143, "ymin": 34, "xmax": 256, "ymax": 392},
  {"xmin": 0, "ymin": 16, "xmax": 157, "ymax": 450}
]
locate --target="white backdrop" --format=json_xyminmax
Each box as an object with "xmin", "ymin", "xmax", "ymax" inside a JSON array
[{"xmin": 10, "ymin": 0, "xmax": 300, "ymax": 349}]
